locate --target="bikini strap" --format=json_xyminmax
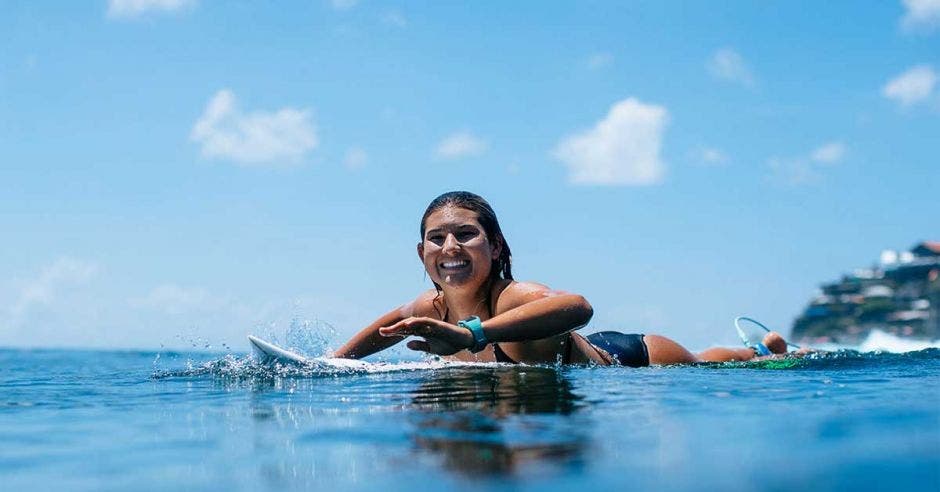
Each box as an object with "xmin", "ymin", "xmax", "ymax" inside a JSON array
[{"xmin": 492, "ymin": 343, "xmax": 518, "ymax": 364}]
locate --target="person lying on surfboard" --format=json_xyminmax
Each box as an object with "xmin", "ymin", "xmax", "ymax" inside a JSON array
[{"xmin": 334, "ymin": 191, "xmax": 796, "ymax": 366}]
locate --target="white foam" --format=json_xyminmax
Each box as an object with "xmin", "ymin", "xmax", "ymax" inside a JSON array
[
  {"xmin": 298, "ymin": 356, "xmax": 501, "ymax": 373},
  {"xmin": 856, "ymin": 330, "xmax": 940, "ymax": 353}
]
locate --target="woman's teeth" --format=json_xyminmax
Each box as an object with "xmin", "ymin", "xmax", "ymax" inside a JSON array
[{"xmin": 441, "ymin": 260, "xmax": 469, "ymax": 269}]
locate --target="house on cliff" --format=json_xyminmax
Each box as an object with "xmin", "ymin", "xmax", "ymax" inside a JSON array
[{"xmin": 792, "ymin": 241, "xmax": 940, "ymax": 344}]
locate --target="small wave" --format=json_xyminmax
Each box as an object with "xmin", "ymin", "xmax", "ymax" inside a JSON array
[
  {"xmin": 855, "ymin": 330, "xmax": 940, "ymax": 353},
  {"xmin": 800, "ymin": 330, "xmax": 940, "ymax": 354}
]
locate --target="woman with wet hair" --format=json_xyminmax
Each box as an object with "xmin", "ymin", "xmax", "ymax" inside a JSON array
[{"xmin": 334, "ymin": 191, "xmax": 789, "ymax": 365}]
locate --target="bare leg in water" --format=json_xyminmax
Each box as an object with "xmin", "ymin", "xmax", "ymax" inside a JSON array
[{"xmin": 644, "ymin": 332, "xmax": 789, "ymax": 365}]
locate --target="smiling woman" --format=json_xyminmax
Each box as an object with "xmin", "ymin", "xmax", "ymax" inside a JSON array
[{"xmin": 333, "ymin": 191, "xmax": 794, "ymax": 366}]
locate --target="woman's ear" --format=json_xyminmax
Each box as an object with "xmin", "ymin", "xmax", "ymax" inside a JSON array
[
  {"xmin": 490, "ymin": 236, "xmax": 502, "ymax": 260},
  {"xmin": 417, "ymin": 242, "xmax": 424, "ymax": 262}
]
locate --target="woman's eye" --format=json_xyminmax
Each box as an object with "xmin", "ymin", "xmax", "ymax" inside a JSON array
[
  {"xmin": 427, "ymin": 235, "xmax": 444, "ymax": 245},
  {"xmin": 456, "ymin": 231, "xmax": 476, "ymax": 241}
]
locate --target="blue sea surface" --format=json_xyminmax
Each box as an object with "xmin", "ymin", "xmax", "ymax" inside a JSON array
[{"xmin": 1, "ymin": 347, "xmax": 938, "ymax": 491}]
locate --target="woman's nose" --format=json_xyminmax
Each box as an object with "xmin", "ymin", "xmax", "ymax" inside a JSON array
[{"xmin": 442, "ymin": 233, "xmax": 460, "ymax": 253}]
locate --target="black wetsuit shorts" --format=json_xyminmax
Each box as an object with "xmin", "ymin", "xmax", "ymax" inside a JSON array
[{"xmin": 586, "ymin": 332, "xmax": 650, "ymax": 367}]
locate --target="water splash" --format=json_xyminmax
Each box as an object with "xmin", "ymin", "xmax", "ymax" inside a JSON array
[
  {"xmin": 285, "ymin": 317, "xmax": 337, "ymax": 357},
  {"xmin": 152, "ymin": 353, "xmax": 499, "ymax": 381}
]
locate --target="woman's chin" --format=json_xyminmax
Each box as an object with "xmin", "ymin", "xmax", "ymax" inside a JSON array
[{"xmin": 436, "ymin": 271, "xmax": 479, "ymax": 288}]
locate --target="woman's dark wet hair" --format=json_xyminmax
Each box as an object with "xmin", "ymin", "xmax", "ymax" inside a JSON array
[{"xmin": 420, "ymin": 191, "xmax": 514, "ymax": 282}]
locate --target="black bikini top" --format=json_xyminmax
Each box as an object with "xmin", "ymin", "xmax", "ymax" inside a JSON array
[{"xmin": 440, "ymin": 282, "xmax": 574, "ymax": 364}]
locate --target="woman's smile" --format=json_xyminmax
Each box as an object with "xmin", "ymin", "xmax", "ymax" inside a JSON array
[
  {"xmin": 439, "ymin": 259, "xmax": 470, "ymax": 270},
  {"xmin": 438, "ymin": 257, "xmax": 472, "ymax": 283}
]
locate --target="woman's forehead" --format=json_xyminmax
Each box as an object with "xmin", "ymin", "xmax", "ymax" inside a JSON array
[{"xmin": 424, "ymin": 206, "xmax": 480, "ymax": 228}]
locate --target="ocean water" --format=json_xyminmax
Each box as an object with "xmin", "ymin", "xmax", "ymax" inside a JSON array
[{"xmin": 2, "ymin": 346, "xmax": 939, "ymax": 492}]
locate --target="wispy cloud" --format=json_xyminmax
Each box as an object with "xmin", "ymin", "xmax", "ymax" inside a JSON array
[
  {"xmin": 587, "ymin": 52, "xmax": 614, "ymax": 70},
  {"xmin": 696, "ymin": 147, "xmax": 729, "ymax": 166},
  {"xmin": 381, "ymin": 10, "xmax": 408, "ymax": 28},
  {"xmin": 190, "ymin": 89, "xmax": 319, "ymax": 166},
  {"xmin": 107, "ymin": 0, "xmax": 196, "ymax": 19},
  {"xmin": 434, "ymin": 132, "xmax": 488, "ymax": 160},
  {"xmin": 768, "ymin": 157, "xmax": 818, "ymax": 185},
  {"xmin": 344, "ymin": 147, "xmax": 368, "ymax": 170},
  {"xmin": 810, "ymin": 141, "xmax": 847, "ymax": 164},
  {"xmin": 706, "ymin": 48, "xmax": 755, "ymax": 87},
  {"xmin": 768, "ymin": 140, "xmax": 848, "ymax": 185},
  {"xmin": 882, "ymin": 65, "xmax": 937, "ymax": 107},
  {"xmin": 130, "ymin": 284, "xmax": 229, "ymax": 315},
  {"xmin": 900, "ymin": 0, "xmax": 940, "ymax": 32},
  {"xmin": 10, "ymin": 258, "xmax": 98, "ymax": 317},
  {"xmin": 553, "ymin": 98, "xmax": 668, "ymax": 186}
]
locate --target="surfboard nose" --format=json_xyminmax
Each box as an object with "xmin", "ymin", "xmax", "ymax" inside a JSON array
[{"xmin": 247, "ymin": 335, "xmax": 308, "ymax": 365}]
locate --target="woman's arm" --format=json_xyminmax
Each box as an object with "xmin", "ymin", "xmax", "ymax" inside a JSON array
[
  {"xmin": 332, "ymin": 290, "xmax": 439, "ymax": 359},
  {"xmin": 332, "ymin": 307, "xmax": 409, "ymax": 359},
  {"xmin": 378, "ymin": 283, "xmax": 594, "ymax": 355},
  {"xmin": 482, "ymin": 284, "xmax": 594, "ymax": 342}
]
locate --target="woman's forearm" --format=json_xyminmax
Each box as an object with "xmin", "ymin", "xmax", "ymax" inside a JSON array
[
  {"xmin": 480, "ymin": 294, "xmax": 593, "ymax": 343},
  {"xmin": 333, "ymin": 309, "xmax": 406, "ymax": 359}
]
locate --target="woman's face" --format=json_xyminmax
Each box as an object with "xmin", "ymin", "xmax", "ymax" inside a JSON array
[{"xmin": 419, "ymin": 205, "xmax": 501, "ymax": 290}]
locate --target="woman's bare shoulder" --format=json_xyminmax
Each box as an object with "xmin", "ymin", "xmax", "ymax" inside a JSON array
[
  {"xmin": 399, "ymin": 289, "xmax": 445, "ymax": 319},
  {"xmin": 493, "ymin": 280, "xmax": 558, "ymax": 312}
]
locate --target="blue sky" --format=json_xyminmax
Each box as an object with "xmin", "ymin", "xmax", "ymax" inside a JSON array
[{"xmin": 1, "ymin": 1, "xmax": 938, "ymax": 351}]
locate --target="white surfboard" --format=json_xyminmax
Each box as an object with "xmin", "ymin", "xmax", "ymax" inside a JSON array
[
  {"xmin": 248, "ymin": 335, "xmax": 310, "ymax": 365},
  {"xmin": 247, "ymin": 335, "xmax": 391, "ymax": 371}
]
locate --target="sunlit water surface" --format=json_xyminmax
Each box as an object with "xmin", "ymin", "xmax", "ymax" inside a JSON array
[{"xmin": 2, "ymin": 348, "xmax": 938, "ymax": 491}]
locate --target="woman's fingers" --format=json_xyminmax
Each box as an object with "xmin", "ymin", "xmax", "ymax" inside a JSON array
[
  {"xmin": 379, "ymin": 317, "xmax": 436, "ymax": 337},
  {"xmin": 378, "ymin": 317, "xmax": 414, "ymax": 336},
  {"xmin": 406, "ymin": 339, "xmax": 431, "ymax": 352},
  {"xmin": 379, "ymin": 317, "xmax": 473, "ymax": 355},
  {"xmin": 378, "ymin": 320, "xmax": 406, "ymax": 336}
]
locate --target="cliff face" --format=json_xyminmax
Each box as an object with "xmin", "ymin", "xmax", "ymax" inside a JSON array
[{"xmin": 792, "ymin": 242, "xmax": 940, "ymax": 344}]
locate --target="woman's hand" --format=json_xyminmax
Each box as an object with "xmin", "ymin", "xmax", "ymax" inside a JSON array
[{"xmin": 379, "ymin": 317, "xmax": 475, "ymax": 356}]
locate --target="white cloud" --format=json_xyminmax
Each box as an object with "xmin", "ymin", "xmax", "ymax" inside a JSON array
[
  {"xmin": 882, "ymin": 65, "xmax": 937, "ymax": 107},
  {"xmin": 768, "ymin": 141, "xmax": 848, "ymax": 185},
  {"xmin": 553, "ymin": 97, "xmax": 668, "ymax": 186},
  {"xmin": 344, "ymin": 147, "xmax": 368, "ymax": 169},
  {"xmin": 587, "ymin": 52, "xmax": 614, "ymax": 70},
  {"xmin": 900, "ymin": 0, "xmax": 940, "ymax": 32},
  {"xmin": 331, "ymin": 0, "xmax": 358, "ymax": 10},
  {"xmin": 434, "ymin": 132, "xmax": 488, "ymax": 160},
  {"xmin": 707, "ymin": 48, "xmax": 755, "ymax": 87},
  {"xmin": 107, "ymin": 0, "xmax": 195, "ymax": 19},
  {"xmin": 811, "ymin": 141, "xmax": 846, "ymax": 164},
  {"xmin": 11, "ymin": 258, "xmax": 98, "ymax": 317},
  {"xmin": 190, "ymin": 89, "xmax": 319, "ymax": 166}
]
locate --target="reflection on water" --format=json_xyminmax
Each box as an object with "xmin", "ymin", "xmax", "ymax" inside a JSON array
[
  {"xmin": 409, "ymin": 366, "xmax": 581, "ymax": 414},
  {"xmin": 408, "ymin": 367, "xmax": 588, "ymax": 477},
  {"xmin": 236, "ymin": 364, "xmax": 591, "ymax": 484}
]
